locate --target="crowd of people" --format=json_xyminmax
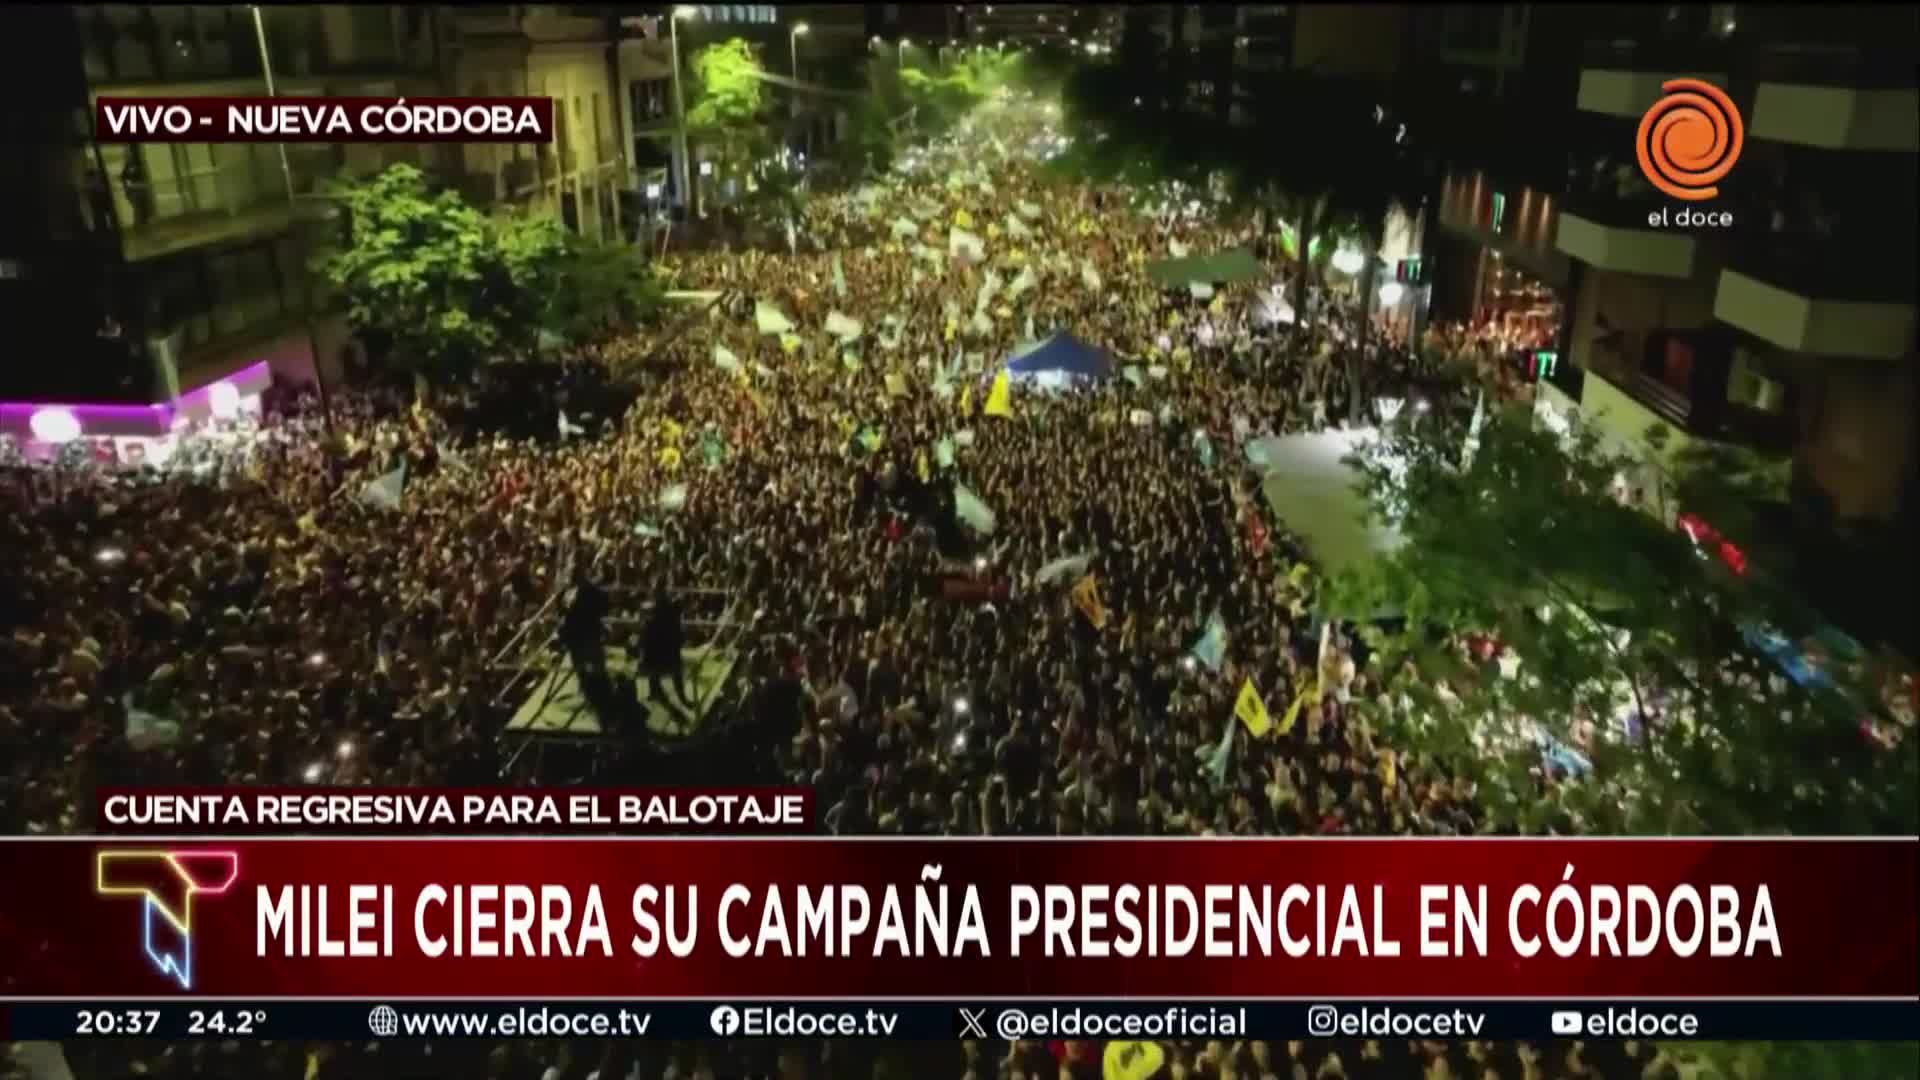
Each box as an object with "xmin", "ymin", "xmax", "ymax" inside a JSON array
[{"xmin": 6, "ymin": 97, "xmax": 1678, "ymax": 1078}]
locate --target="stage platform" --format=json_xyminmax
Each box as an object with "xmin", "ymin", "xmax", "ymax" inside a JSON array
[{"xmin": 503, "ymin": 644, "xmax": 741, "ymax": 741}]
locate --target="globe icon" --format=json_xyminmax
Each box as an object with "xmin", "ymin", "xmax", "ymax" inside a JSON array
[{"xmin": 367, "ymin": 1005, "xmax": 400, "ymax": 1037}]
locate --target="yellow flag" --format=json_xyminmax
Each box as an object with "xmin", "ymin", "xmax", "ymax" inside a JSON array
[
  {"xmin": 958, "ymin": 382, "xmax": 974, "ymax": 417},
  {"xmin": 986, "ymin": 223, "xmax": 1002, "ymax": 239},
  {"xmin": 915, "ymin": 450, "xmax": 931, "ymax": 483},
  {"xmin": 1209, "ymin": 295, "xmax": 1226, "ymax": 315},
  {"xmin": 1277, "ymin": 687, "xmax": 1309, "ymax": 736},
  {"xmin": 779, "ymin": 332, "xmax": 802, "ymax": 354},
  {"xmin": 983, "ymin": 369, "xmax": 1013, "ymax": 418},
  {"xmin": 1105, "ymin": 1041, "xmax": 1165, "ymax": 1080},
  {"xmin": 954, "ymin": 208, "xmax": 974, "ymax": 228},
  {"xmin": 1380, "ymin": 750, "xmax": 1398, "ymax": 790},
  {"xmin": 1070, "ymin": 574, "xmax": 1109, "ymax": 629},
  {"xmin": 1235, "ymin": 678, "xmax": 1271, "ymax": 737}
]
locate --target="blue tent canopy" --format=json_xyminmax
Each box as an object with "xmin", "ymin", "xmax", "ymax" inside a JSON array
[{"xmin": 1005, "ymin": 332, "xmax": 1116, "ymax": 379}]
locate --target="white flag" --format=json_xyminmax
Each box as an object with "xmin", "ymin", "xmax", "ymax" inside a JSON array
[
  {"xmin": 975, "ymin": 270, "xmax": 1003, "ymax": 315},
  {"xmin": 953, "ymin": 483, "xmax": 997, "ymax": 535},
  {"xmin": 1189, "ymin": 281, "xmax": 1215, "ymax": 300},
  {"xmin": 831, "ymin": 254, "xmax": 848, "ymax": 298},
  {"xmin": 1080, "ymin": 260, "xmax": 1102, "ymax": 293},
  {"xmin": 712, "ymin": 344, "xmax": 742, "ymax": 373},
  {"xmin": 1017, "ymin": 200, "xmax": 1043, "ymax": 219},
  {"xmin": 825, "ymin": 311, "xmax": 864, "ymax": 341},
  {"xmin": 359, "ymin": 462, "xmax": 407, "ymax": 510},
  {"xmin": 891, "ymin": 216, "xmax": 919, "ymax": 239},
  {"xmin": 754, "ymin": 300, "xmax": 795, "ymax": 335},
  {"xmin": 1007, "ymin": 265, "xmax": 1037, "ymax": 300},
  {"xmin": 1034, "ymin": 551, "xmax": 1094, "ymax": 586},
  {"xmin": 1004, "ymin": 213, "xmax": 1032, "ymax": 240},
  {"xmin": 948, "ymin": 226, "xmax": 986, "ymax": 262},
  {"xmin": 1170, "ymin": 238, "xmax": 1190, "ymax": 258},
  {"xmin": 659, "ymin": 484, "xmax": 689, "ymax": 512},
  {"xmin": 1463, "ymin": 390, "xmax": 1486, "ymax": 469}
]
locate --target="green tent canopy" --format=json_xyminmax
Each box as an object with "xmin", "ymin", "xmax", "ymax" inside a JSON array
[{"xmin": 1146, "ymin": 247, "xmax": 1265, "ymax": 288}]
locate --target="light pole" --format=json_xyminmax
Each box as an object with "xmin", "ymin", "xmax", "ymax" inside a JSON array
[
  {"xmin": 789, "ymin": 22, "xmax": 809, "ymax": 133},
  {"xmin": 249, "ymin": 4, "xmax": 333, "ymax": 434},
  {"xmin": 898, "ymin": 37, "xmax": 909, "ymax": 68},
  {"xmin": 669, "ymin": 5, "xmax": 695, "ymax": 217}
]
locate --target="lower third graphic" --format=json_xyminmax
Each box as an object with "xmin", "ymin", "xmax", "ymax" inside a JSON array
[{"xmin": 95, "ymin": 850, "xmax": 240, "ymax": 989}]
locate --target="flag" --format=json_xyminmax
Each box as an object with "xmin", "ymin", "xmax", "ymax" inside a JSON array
[
  {"xmin": 436, "ymin": 441, "xmax": 465, "ymax": 470},
  {"xmin": 1315, "ymin": 621, "xmax": 1334, "ymax": 703},
  {"xmin": 712, "ymin": 344, "xmax": 742, "ymax": 373},
  {"xmin": 634, "ymin": 520, "xmax": 665, "ymax": 538},
  {"xmin": 825, "ymin": 311, "xmax": 863, "ymax": 341},
  {"xmin": 1105, "ymin": 1042, "xmax": 1165, "ymax": 1080},
  {"xmin": 755, "ymin": 301, "xmax": 795, "ymax": 335},
  {"xmin": 779, "ymin": 332, "xmax": 802, "ymax": 355},
  {"xmin": 1463, "ymin": 389, "xmax": 1486, "ymax": 469},
  {"xmin": 1017, "ymin": 200, "xmax": 1042, "ymax": 219},
  {"xmin": 1070, "ymin": 574, "xmax": 1109, "ymax": 629},
  {"xmin": 1277, "ymin": 687, "xmax": 1309, "ymax": 736},
  {"xmin": 948, "ymin": 226, "xmax": 986, "ymax": 262},
  {"xmin": 1189, "ymin": 610, "xmax": 1228, "ymax": 672},
  {"xmin": 358, "ymin": 462, "xmax": 406, "ymax": 511},
  {"xmin": 1035, "ymin": 551, "xmax": 1093, "ymax": 586},
  {"xmin": 1189, "ymin": 281, "xmax": 1215, "ymax": 300},
  {"xmin": 1169, "ymin": 238, "xmax": 1190, "ymax": 258},
  {"xmin": 890, "ymin": 216, "xmax": 919, "ymax": 239},
  {"xmin": 831, "ymin": 254, "xmax": 847, "ymax": 298},
  {"xmin": 124, "ymin": 693, "xmax": 181, "ymax": 750},
  {"xmin": 958, "ymin": 381, "xmax": 974, "ymax": 417},
  {"xmin": 884, "ymin": 372, "xmax": 907, "ymax": 397},
  {"xmin": 1234, "ymin": 677, "xmax": 1271, "ymax": 737},
  {"xmin": 856, "ymin": 427, "xmax": 883, "ymax": 453},
  {"xmin": 983, "ymin": 369, "xmax": 1013, "ymax": 418},
  {"xmin": 1122, "ymin": 366, "xmax": 1145, "ymax": 388},
  {"xmin": 1193, "ymin": 429, "xmax": 1215, "ymax": 468},
  {"xmin": 1007, "ymin": 265, "xmax": 1037, "ymax": 300},
  {"xmin": 1379, "ymin": 749, "xmax": 1398, "ymax": 790},
  {"xmin": 915, "ymin": 450, "xmax": 931, "ymax": 483},
  {"xmin": 934, "ymin": 436, "xmax": 957, "ymax": 468},
  {"xmin": 659, "ymin": 484, "xmax": 688, "ymax": 512},
  {"xmin": 1204, "ymin": 717, "xmax": 1235, "ymax": 788},
  {"xmin": 1004, "ymin": 213, "xmax": 1032, "ymax": 240},
  {"xmin": 953, "ymin": 483, "xmax": 997, "ymax": 535},
  {"xmin": 701, "ymin": 429, "xmax": 726, "ymax": 467},
  {"xmin": 953, "ymin": 207, "xmax": 974, "ymax": 229},
  {"xmin": 1080, "ymin": 260, "xmax": 1102, "ymax": 292}
]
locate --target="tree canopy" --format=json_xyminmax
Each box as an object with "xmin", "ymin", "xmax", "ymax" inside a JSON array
[
  {"xmin": 318, "ymin": 164, "xmax": 568, "ymax": 378},
  {"xmin": 1324, "ymin": 400, "xmax": 1917, "ymax": 835},
  {"xmin": 540, "ymin": 238, "xmax": 666, "ymax": 346},
  {"xmin": 687, "ymin": 38, "xmax": 772, "ymax": 172}
]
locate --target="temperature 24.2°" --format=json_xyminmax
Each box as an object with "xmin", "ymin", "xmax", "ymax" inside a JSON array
[{"xmin": 189, "ymin": 1007, "xmax": 268, "ymax": 1036}]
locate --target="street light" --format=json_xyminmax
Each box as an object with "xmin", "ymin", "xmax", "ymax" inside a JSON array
[
  {"xmin": 789, "ymin": 22, "xmax": 809, "ymax": 79},
  {"xmin": 899, "ymin": 37, "xmax": 909, "ymax": 66},
  {"xmin": 670, "ymin": 6, "xmax": 696, "ymax": 215},
  {"xmin": 249, "ymin": 5, "xmax": 332, "ymax": 435}
]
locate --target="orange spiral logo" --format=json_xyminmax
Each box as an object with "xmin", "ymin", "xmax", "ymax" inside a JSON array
[{"xmin": 1636, "ymin": 78, "xmax": 1744, "ymax": 202}]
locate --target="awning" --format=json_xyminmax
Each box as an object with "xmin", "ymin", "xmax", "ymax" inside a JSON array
[{"xmin": 1146, "ymin": 248, "xmax": 1265, "ymax": 288}]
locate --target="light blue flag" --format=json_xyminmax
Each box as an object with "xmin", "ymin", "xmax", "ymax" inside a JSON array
[
  {"xmin": 1203, "ymin": 717, "xmax": 1235, "ymax": 788},
  {"xmin": 934, "ymin": 437, "xmax": 956, "ymax": 468},
  {"xmin": 124, "ymin": 693, "xmax": 181, "ymax": 751},
  {"xmin": 953, "ymin": 483, "xmax": 997, "ymax": 535},
  {"xmin": 1193, "ymin": 430, "xmax": 1215, "ymax": 468},
  {"xmin": 1034, "ymin": 551, "xmax": 1094, "ymax": 587},
  {"xmin": 358, "ymin": 462, "xmax": 407, "ymax": 511},
  {"xmin": 1189, "ymin": 609, "xmax": 1229, "ymax": 672}
]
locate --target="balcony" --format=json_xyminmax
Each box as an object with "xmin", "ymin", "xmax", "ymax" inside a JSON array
[
  {"xmin": 1577, "ymin": 40, "xmax": 1729, "ymax": 119},
  {"xmin": 1554, "ymin": 192, "xmax": 1700, "ymax": 279},
  {"xmin": 1714, "ymin": 230, "xmax": 1917, "ymax": 361},
  {"xmin": 1746, "ymin": 46, "xmax": 1919, "ymax": 153}
]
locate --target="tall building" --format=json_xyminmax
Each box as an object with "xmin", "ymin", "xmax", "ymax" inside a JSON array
[
  {"xmin": 1, "ymin": 5, "xmax": 450, "ymax": 421},
  {"xmin": 449, "ymin": 5, "xmax": 626, "ymax": 242},
  {"xmin": 1413, "ymin": 3, "xmax": 1917, "ymax": 643}
]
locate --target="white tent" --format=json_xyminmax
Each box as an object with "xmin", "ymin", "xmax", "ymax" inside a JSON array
[{"xmin": 1247, "ymin": 427, "xmax": 1405, "ymax": 579}]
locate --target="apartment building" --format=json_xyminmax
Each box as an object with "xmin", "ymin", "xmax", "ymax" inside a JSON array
[
  {"xmin": 449, "ymin": 6, "xmax": 625, "ymax": 242},
  {"xmin": 1, "ymin": 4, "xmax": 450, "ymax": 417}
]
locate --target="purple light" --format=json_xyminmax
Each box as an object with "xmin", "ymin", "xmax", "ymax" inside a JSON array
[{"xmin": 0, "ymin": 360, "xmax": 273, "ymax": 438}]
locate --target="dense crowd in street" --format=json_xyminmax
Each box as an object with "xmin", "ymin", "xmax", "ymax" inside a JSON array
[{"xmin": 6, "ymin": 98, "xmax": 1678, "ymax": 1079}]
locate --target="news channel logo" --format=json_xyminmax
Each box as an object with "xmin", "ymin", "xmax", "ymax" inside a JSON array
[
  {"xmin": 94, "ymin": 850, "xmax": 241, "ymax": 990},
  {"xmin": 1636, "ymin": 78, "xmax": 1744, "ymax": 202},
  {"xmin": 709, "ymin": 1005, "xmax": 742, "ymax": 1036}
]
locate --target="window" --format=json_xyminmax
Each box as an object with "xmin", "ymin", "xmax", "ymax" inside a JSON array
[
  {"xmin": 207, "ymin": 246, "xmax": 279, "ymax": 336},
  {"xmin": 349, "ymin": 7, "xmax": 398, "ymax": 64},
  {"xmin": 592, "ymin": 93, "xmax": 604, "ymax": 163},
  {"xmin": 1727, "ymin": 349, "xmax": 1787, "ymax": 414},
  {"xmin": 149, "ymin": 259, "xmax": 213, "ymax": 346}
]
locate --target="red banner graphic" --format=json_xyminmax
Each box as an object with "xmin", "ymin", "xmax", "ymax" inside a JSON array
[
  {"xmin": 1, "ymin": 838, "xmax": 1910, "ymax": 999},
  {"xmin": 94, "ymin": 97, "xmax": 554, "ymax": 143}
]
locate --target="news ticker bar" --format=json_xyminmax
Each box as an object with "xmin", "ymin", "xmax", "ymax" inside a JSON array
[{"xmin": 10, "ymin": 1000, "xmax": 1917, "ymax": 1043}]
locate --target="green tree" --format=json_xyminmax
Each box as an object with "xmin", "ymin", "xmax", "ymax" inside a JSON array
[
  {"xmin": 687, "ymin": 38, "xmax": 772, "ymax": 180},
  {"xmin": 319, "ymin": 164, "xmax": 567, "ymax": 378},
  {"xmin": 1324, "ymin": 403, "xmax": 1917, "ymax": 835},
  {"xmin": 541, "ymin": 238, "xmax": 666, "ymax": 345}
]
